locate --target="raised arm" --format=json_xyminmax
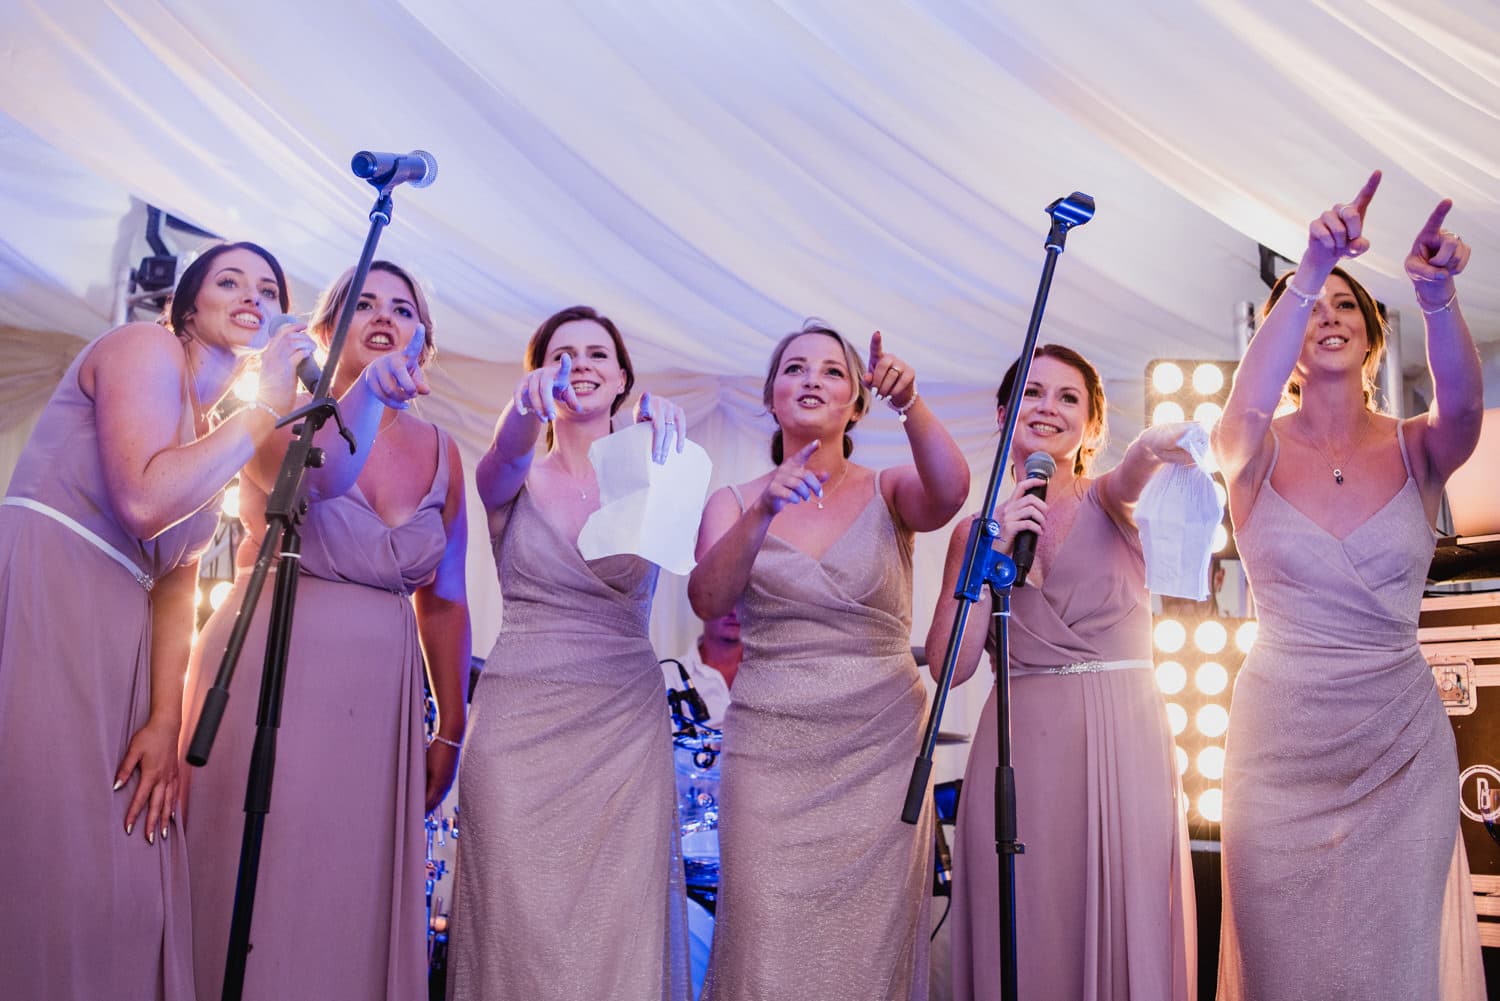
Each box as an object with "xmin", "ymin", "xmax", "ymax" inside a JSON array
[
  {"xmin": 866, "ymin": 331, "xmax": 970, "ymax": 531},
  {"xmin": 1403, "ymin": 201, "xmax": 1483, "ymax": 484},
  {"xmin": 1095, "ymin": 420, "xmax": 1202, "ymax": 520},
  {"xmin": 242, "ymin": 323, "xmax": 431, "ymax": 501},
  {"xmin": 90, "ymin": 323, "xmax": 307, "ymax": 540},
  {"xmin": 474, "ymin": 353, "xmax": 580, "ymax": 518},
  {"xmin": 687, "ymin": 440, "xmax": 825, "ymax": 620},
  {"xmin": 1214, "ymin": 170, "xmax": 1382, "ymax": 506}
]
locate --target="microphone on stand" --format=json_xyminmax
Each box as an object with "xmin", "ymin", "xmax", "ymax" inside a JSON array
[
  {"xmin": 1011, "ymin": 451, "xmax": 1056, "ymax": 588},
  {"xmin": 263, "ymin": 313, "xmax": 324, "ymax": 393},
  {"xmin": 351, "ymin": 149, "xmax": 438, "ymax": 190},
  {"xmin": 660, "ymin": 658, "xmax": 711, "ymax": 727}
]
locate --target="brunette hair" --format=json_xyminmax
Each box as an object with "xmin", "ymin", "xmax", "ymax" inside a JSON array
[
  {"xmin": 166, "ymin": 241, "xmax": 289, "ymax": 337},
  {"xmin": 525, "ymin": 306, "xmax": 636, "ymax": 448}
]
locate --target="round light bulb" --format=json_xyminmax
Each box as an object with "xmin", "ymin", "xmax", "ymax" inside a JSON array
[
  {"xmin": 1175, "ymin": 745, "xmax": 1189, "ymax": 776},
  {"xmin": 1197, "ymin": 745, "xmax": 1225, "ymax": 780},
  {"xmin": 1196, "ymin": 703, "xmax": 1230, "ymax": 737},
  {"xmin": 1196, "ymin": 661, "xmax": 1228, "ymax": 696},
  {"xmin": 1198, "ymin": 787, "xmax": 1224, "ymax": 822},
  {"xmin": 1235, "ymin": 621, "xmax": 1259, "ymax": 653},
  {"xmin": 1166, "ymin": 702, "xmax": 1187, "ymax": 736},
  {"xmin": 1154, "ymin": 619, "xmax": 1186, "ymax": 654},
  {"xmin": 1192, "ymin": 363, "xmax": 1225, "ymax": 395},
  {"xmin": 209, "ymin": 580, "xmax": 234, "ymax": 611},
  {"xmin": 1152, "ymin": 401, "xmax": 1185, "ymax": 427},
  {"xmin": 1156, "ymin": 661, "xmax": 1187, "ymax": 695},
  {"xmin": 1152, "ymin": 362, "xmax": 1184, "ymax": 394},
  {"xmin": 1193, "ymin": 401, "xmax": 1223, "ymax": 428},
  {"xmin": 1195, "ymin": 620, "xmax": 1228, "ymax": 654}
]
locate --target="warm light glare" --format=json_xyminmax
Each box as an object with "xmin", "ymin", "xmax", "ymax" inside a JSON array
[
  {"xmin": 1196, "ymin": 661, "xmax": 1229, "ymax": 695},
  {"xmin": 1154, "ymin": 619, "xmax": 1186, "ymax": 653},
  {"xmin": 1213, "ymin": 480, "xmax": 1227, "ymax": 507},
  {"xmin": 1198, "ymin": 788, "xmax": 1224, "ymax": 822},
  {"xmin": 1152, "ymin": 362, "xmax": 1184, "ymax": 394},
  {"xmin": 222, "ymin": 485, "xmax": 240, "ymax": 520},
  {"xmin": 232, "ymin": 372, "xmax": 260, "ymax": 402},
  {"xmin": 1192, "ymin": 363, "xmax": 1225, "ymax": 395},
  {"xmin": 209, "ymin": 580, "xmax": 234, "ymax": 611},
  {"xmin": 1195, "ymin": 620, "xmax": 1228, "ymax": 654},
  {"xmin": 1166, "ymin": 702, "xmax": 1188, "ymax": 736},
  {"xmin": 1196, "ymin": 703, "xmax": 1230, "ymax": 737},
  {"xmin": 1175, "ymin": 745, "xmax": 1189, "ymax": 776},
  {"xmin": 1274, "ymin": 401, "xmax": 1298, "ymax": 418},
  {"xmin": 1193, "ymin": 401, "xmax": 1223, "ymax": 427},
  {"xmin": 1152, "ymin": 401, "xmax": 1185, "ymax": 426},
  {"xmin": 1197, "ymin": 746, "xmax": 1226, "ymax": 780},
  {"xmin": 1235, "ymin": 621, "xmax": 1259, "ymax": 653},
  {"xmin": 196, "ymin": 587, "xmax": 206, "ymax": 609},
  {"xmin": 1156, "ymin": 661, "xmax": 1187, "ymax": 695},
  {"xmin": 1211, "ymin": 523, "xmax": 1229, "ymax": 553}
]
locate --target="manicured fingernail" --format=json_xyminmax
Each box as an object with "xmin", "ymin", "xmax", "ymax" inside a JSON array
[
  {"xmin": 517, "ymin": 404, "xmax": 528, "ymax": 415},
  {"xmin": 113, "ymin": 779, "xmax": 123, "ymax": 791},
  {"xmin": 125, "ymin": 823, "xmax": 133, "ymax": 836},
  {"xmin": 161, "ymin": 826, "xmax": 168, "ymax": 841},
  {"xmin": 146, "ymin": 831, "xmax": 154, "ymax": 845}
]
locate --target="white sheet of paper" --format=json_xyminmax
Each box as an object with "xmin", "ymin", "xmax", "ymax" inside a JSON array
[{"xmin": 577, "ymin": 422, "xmax": 713, "ymax": 575}]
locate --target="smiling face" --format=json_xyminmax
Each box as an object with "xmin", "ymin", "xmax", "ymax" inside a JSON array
[
  {"xmin": 1000, "ymin": 354, "xmax": 1096, "ymax": 472},
  {"xmin": 540, "ymin": 319, "xmax": 630, "ymax": 418},
  {"xmin": 180, "ymin": 247, "xmax": 284, "ymax": 353},
  {"xmin": 766, "ymin": 332, "xmax": 863, "ymax": 441},
  {"xmin": 1293, "ymin": 273, "xmax": 1370, "ymax": 385}
]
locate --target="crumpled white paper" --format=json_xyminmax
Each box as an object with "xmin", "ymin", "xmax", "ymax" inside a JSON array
[
  {"xmin": 577, "ymin": 422, "xmax": 713, "ymax": 575},
  {"xmin": 1135, "ymin": 424, "xmax": 1224, "ymax": 599}
]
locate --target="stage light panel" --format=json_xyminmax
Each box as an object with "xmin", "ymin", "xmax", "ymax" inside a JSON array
[
  {"xmin": 1156, "ymin": 660, "xmax": 1187, "ymax": 695},
  {"xmin": 1154, "ymin": 619, "xmax": 1186, "ymax": 653},
  {"xmin": 1196, "ymin": 661, "xmax": 1228, "ymax": 696},
  {"xmin": 1198, "ymin": 788, "xmax": 1224, "ymax": 822}
]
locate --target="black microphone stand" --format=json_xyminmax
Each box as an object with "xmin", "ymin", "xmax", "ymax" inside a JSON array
[
  {"xmin": 186, "ymin": 172, "xmax": 412, "ymax": 1001},
  {"xmin": 901, "ymin": 193, "xmax": 1094, "ymax": 1001}
]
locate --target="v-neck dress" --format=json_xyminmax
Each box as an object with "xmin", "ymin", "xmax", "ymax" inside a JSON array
[
  {"xmin": 1217, "ymin": 425, "xmax": 1485, "ymax": 1000},
  {"xmin": 700, "ymin": 473, "xmax": 933, "ymax": 1001},
  {"xmin": 950, "ymin": 480, "xmax": 1195, "ymax": 1001},
  {"xmin": 446, "ymin": 484, "xmax": 691, "ymax": 1001},
  {"xmin": 0, "ymin": 339, "xmax": 218, "ymax": 1000},
  {"xmin": 183, "ymin": 424, "xmax": 453, "ymax": 1001}
]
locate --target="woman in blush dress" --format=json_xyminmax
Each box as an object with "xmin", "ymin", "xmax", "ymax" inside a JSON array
[
  {"xmin": 927, "ymin": 344, "xmax": 1199, "ymax": 1001},
  {"xmin": 1213, "ymin": 171, "xmax": 1486, "ymax": 1000},
  {"xmin": 689, "ymin": 321, "xmax": 969, "ymax": 1001},
  {"xmin": 449, "ymin": 305, "xmax": 690, "ymax": 1001},
  {"xmin": 0, "ymin": 242, "xmax": 314, "ymax": 1000},
  {"xmin": 183, "ymin": 260, "xmax": 467, "ymax": 1001}
]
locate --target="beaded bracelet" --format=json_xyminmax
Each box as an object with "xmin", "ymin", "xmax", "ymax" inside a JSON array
[
  {"xmin": 890, "ymin": 390, "xmax": 919, "ymax": 424},
  {"xmin": 1419, "ymin": 291, "xmax": 1457, "ymax": 316},
  {"xmin": 429, "ymin": 733, "xmax": 463, "ymax": 750},
  {"xmin": 250, "ymin": 399, "xmax": 283, "ymax": 423},
  {"xmin": 1283, "ymin": 279, "xmax": 1320, "ymax": 309}
]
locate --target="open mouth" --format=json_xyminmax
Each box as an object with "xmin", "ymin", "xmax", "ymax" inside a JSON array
[
  {"xmin": 1318, "ymin": 335, "xmax": 1349, "ymax": 348},
  {"xmin": 1027, "ymin": 420, "xmax": 1063, "ymax": 436},
  {"xmin": 232, "ymin": 309, "xmax": 262, "ymax": 330},
  {"xmin": 796, "ymin": 394, "xmax": 825, "ymax": 408},
  {"xmin": 367, "ymin": 331, "xmax": 396, "ymax": 350},
  {"xmin": 571, "ymin": 380, "xmax": 602, "ymax": 395}
]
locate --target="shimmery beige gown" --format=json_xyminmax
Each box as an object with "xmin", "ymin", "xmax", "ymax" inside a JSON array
[
  {"xmin": 447, "ymin": 484, "xmax": 690, "ymax": 1001},
  {"xmin": 1218, "ymin": 427, "xmax": 1486, "ymax": 1000},
  {"xmin": 702, "ymin": 474, "xmax": 932, "ymax": 1001}
]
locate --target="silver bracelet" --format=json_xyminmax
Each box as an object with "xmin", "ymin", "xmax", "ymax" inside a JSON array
[
  {"xmin": 1419, "ymin": 291, "xmax": 1457, "ymax": 316},
  {"xmin": 250, "ymin": 399, "xmax": 282, "ymax": 423},
  {"xmin": 1284, "ymin": 279, "xmax": 1320, "ymax": 308},
  {"xmin": 429, "ymin": 733, "xmax": 463, "ymax": 750}
]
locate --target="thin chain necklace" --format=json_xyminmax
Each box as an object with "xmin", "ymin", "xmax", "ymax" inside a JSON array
[
  {"xmin": 1299, "ymin": 412, "xmax": 1372, "ymax": 486},
  {"xmin": 817, "ymin": 462, "xmax": 850, "ymax": 510}
]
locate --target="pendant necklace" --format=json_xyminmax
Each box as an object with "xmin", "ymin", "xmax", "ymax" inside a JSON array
[
  {"xmin": 817, "ymin": 462, "xmax": 850, "ymax": 510},
  {"xmin": 1302, "ymin": 412, "xmax": 1372, "ymax": 486}
]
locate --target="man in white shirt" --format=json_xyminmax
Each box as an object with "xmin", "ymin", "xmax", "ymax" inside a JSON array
[{"xmin": 661, "ymin": 611, "xmax": 740, "ymax": 729}]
